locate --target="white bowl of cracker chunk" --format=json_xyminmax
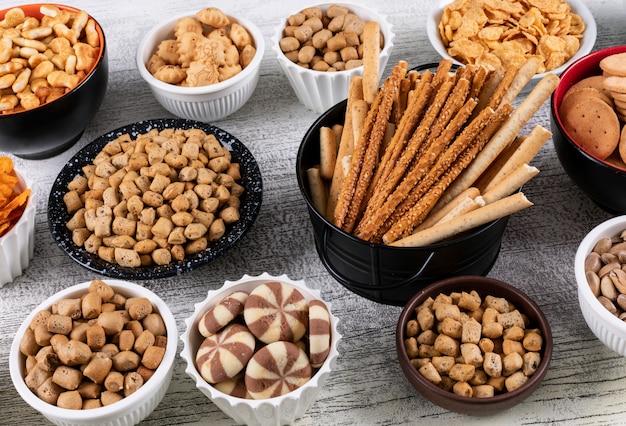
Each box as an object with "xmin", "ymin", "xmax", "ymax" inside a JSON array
[
  {"xmin": 136, "ymin": 7, "xmax": 265, "ymax": 122},
  {"xmin": 427, "ymin": 0, "xmax": 596, "ymax": 90},
  {"xmin": 9, "ymin": 279, "xmax": 178, "ymax": 426},
  {"xmin": 272, "ymin": 3, "xmax": 395, "ymax": 113}
]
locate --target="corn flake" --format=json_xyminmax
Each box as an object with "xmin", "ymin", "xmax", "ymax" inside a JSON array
[
  {"xmin": 0, "ymin": 156, "xmax": 30, "ymax": 237},
  {"xmin": 438, "ymin": 0, "xmax": 585, "ymax": 73}
]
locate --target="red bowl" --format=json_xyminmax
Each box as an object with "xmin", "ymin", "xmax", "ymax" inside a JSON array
[
  {"xmin": 551, "ymin": 45, "xmax": 626, "ymax": 213},
  {"xmin": 0, "ymin": 4, "xmax": 108, "ymax": 159}
]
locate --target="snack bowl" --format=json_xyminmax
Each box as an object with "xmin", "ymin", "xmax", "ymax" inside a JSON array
[
  {"xmin": 271, "ymin": 2, "xmax": 395, "ymax": 113},
  {"xmin": 396, "ymin": 275, "xmax": 553, "ymax": 415},
  {"xmin": 550, "ymin": 45, "xmax": 626, "ymax": 214},
  {"xmin": 0, "ymin": 4, "xmax": 108, "ymax": 159},
  {"xmin": 296, "ymin": 96, "xmax": 511, "ymax": 306},
  {"xmin": 427, "ymin": 0, "xmax": 596, "ymax": 90},
  {"xmin": 9, "ymin": 279, "xmax": 178, "ymax": 426},
  {"xmin": 180, "ymin": 272, "xmax": 341, "ymax": 426},
  {"xmin": 136, "ymin": 10, "xmax": 264, "ymax": 122},
  {"xmin": 575, "ymin": 216, "xmax": 626, "ymax": 356},
  {"xmin": 0, "ymin": 166, "xmax": 36, "ymax": 287}
]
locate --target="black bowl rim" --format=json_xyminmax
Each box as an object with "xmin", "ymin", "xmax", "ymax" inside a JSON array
[
  {"xmin": 47, "ymin": 118, "xmax": 263, "ymax": 279},
  {"xmin": 395, "ymin": 275, "xmax": 553, "ymax": 411},
  {"xmin": 550, "ymin": 45, "xmax": 626, "ymax": 174}
]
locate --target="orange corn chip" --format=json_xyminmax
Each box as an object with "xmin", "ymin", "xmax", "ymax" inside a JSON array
[{"xmin": 0, "ymin": 156, "xmax": 31, "ymax": 238}]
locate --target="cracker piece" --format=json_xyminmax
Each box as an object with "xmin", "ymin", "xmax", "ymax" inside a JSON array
[{"xmin": 600, "ymin": 53, "xmax": 626, "ymax": 77}]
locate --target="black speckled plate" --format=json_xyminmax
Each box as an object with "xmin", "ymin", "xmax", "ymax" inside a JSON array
[{"xmin": 48, "ymin": 118, "xmax": 263, "ymax": 279}]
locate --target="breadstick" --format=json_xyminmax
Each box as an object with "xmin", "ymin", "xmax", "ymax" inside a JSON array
[
  {"xmin": 362, "ymin": 21, "xmax": 380, "ymax": 105},
  {"xmin": 415, "ymin": 187, "xmax": 480, "ymax": 231},
  {"xmin": 351, "ymin": 99, "xmax": 369, "ymax": 144},
  {"xmin": 319, "ymin": 126, "xmax": 338, "ymax": 180},
  {"xmin": 306, "ymin": 167, "xmax": 327, "ymax": 215},
  {"xmin": 482, "ymin": 163, "xmax": 539, "ymax": 205},
  {"xmin": 326, "ymin": 76, "xmax": 363, "ymax": 219},
  {"xmin": 498, "ymin": 57, "xmax": 542, "ymax": 108},
  {"xmin": 437, "ymin": 73, "xmax": 559, "ymax": 206},
  {"xmin": 487, "ymin": 64, "xmax": 518, "ymax": 110},
  {"xmin": 390, "ymin": 192, "xmax": 533, "ymax": 247},
  {"xmin": 469, "ymin": 65, "xmax": 489, "ymax": 99},
  {"xmin": 480, "ymin": 125, "xmax": 551, "ymax": 193},
  {"xmin": 434, "ymin": 194, "xmax": 485, "ymax": 226}
]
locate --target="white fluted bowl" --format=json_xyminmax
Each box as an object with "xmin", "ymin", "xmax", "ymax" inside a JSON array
[
  {"xmin": 0, "ymin": 169, "xmax": 36, "ymax": 287},
  {"xmin": 9, "ymin": 279, "xmax": 178, "ymax": 426},
  {"xmin": 575, "ymin": 216, "xmax": 626, "ymax": 356},
  {"xmin": 272, "ymin": 2, "xmax": 394, "ymax": 113},
  {"xmin": 136, "ymin": 11, "xmax": 264, "ymax": 122},
  {"xmin": 180, "ymin": 272, "xmax": 341, "ymax": 426}
]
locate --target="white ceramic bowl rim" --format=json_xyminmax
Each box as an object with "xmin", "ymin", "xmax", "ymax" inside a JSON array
[
  {"xmin": 270, "ymin": 1, "xmax": 395, "ymax": 75},
  {"xmin": 575, "ymin": 216, "xmax": 626, "ymax": 330},
  {"xmin": 136, "ymin": 11, "xmax": 265, "ymax": 96},
  {"xmin": 9, "ymin": 279, "xmax": 178, "ymax": 422},
  {"xmin": 180, "ymin": 272, "xmax": 341, "ymax": 412},
  {"xmin": 427, "ymin": 0, "xmax": 597, "ymax": 80}
]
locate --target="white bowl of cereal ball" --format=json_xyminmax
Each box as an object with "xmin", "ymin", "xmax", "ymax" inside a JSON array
[
  {"xmin": 9, "ymin": 279, "xmax": 178, "ymax": 426},
  {"xmin": 136, "ymin": 7, "xmax": 264, "ymax": 122},
  {"xmin": 575, "ymin": 215, "xmax": 626, "ymax": 357},
  {"xmin": 180, "ymin": 272, "xmax": 341, "ymax": 426},
  {"xmin": 427, "ymin": 0, "xmax": 596, "ymax": 92},
  {"xmin": 271, "ymin": 3, "xmax": 395, "ymax": 113}
]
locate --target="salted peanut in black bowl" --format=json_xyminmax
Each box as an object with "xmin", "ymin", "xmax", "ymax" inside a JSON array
[{"xmin": 297, "ymin": 59, "xmax": 556, "ymax": 305}]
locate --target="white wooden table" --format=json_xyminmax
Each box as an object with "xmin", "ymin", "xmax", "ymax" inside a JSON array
[{"xmin": 2, "ymin": 1, "xmax": 626, "ymax": 424}]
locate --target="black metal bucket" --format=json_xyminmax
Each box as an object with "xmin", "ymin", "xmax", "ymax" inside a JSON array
[{"xmin": 296, "ymin": 99, "xmax": 510, "ymax": 306}]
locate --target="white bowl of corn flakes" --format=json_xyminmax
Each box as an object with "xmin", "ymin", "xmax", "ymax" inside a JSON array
[
  {"xmin": 136, "ymin": 7, "xmax": 264, "ymax": 122},
  {"xmin": 0, "ymin": 157, "xmax": 36, "ymax": 287},
  {"xmin": 427, "ymin": 0, "xmax": 596, "ymax": 91}
]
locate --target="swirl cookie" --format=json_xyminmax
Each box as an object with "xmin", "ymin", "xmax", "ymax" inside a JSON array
[
  {"xmin": 213, "ymin": 373, "xmax": 252, "ymax": 399},
  {"xmin": 198, "ymin": 290, "xmax": 249, "ymax": 337},
  {"xmin": 243, "ymin": 281, "xmax": 308, "ymax": 344},
  {"xmin": 308, "ymin": 299, "xmax": 331, "ymax": 368},
  {"xmin": 196, "ymin": 323, "xmax": 255, "ymax": 384},
  {"xmin": 245, "ymin": 341, "xmax": 312, "ymax": 399}
]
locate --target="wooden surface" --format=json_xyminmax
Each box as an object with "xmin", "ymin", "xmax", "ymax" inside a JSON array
[{"xmin": 1, "ymin": 0, "xmax": 626, "ymax": 424}]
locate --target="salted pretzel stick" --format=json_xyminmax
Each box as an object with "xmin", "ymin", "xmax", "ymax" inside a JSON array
[
  {"xmin": 487, "ymin": 64, "xmax": 518, "ymax": 110},
  {"xmin": 380, "ymin": 103, "xmax": 494, "ymax": 242},
  {"xmin": 355, "ymin": 78, "xmax": 455, "ymax": 238},
  {"xmin": 480, "ymin": 125, "xmax": 551, "ymax": 193},
  {"xmin": 337, "ymin": 63, "xmax": 406, "ymax": 231},
  {"xmin": 326, "ymin": 76, "xmax": 363, "ymax": 219},
  {"xmin": 319, "ymin": 126, "xmax": 337, "ymax": 180},
  {"xmin": 415, "ymin": 187, "xmax": 480, "ymax": 231},
  {"xmin": 482, "ymin": 163, "xmax": 539, "ymax": 205},
  {"xmin": 374, "ymin": 98, "xmax": 481, "ymax": 239},
  {"xmin": 306, "ymin": 167, "xmax": 327, "ymax": 215},
  {"xmin": 436, "ymin": 73, "xmax": 559, "ymax": 207},
  {"xmin": 362, "ymin": 21, "xmax": 380, "ymax": 105},
  {"xmin": 390, "ymin": 192, "xmax": 533, "ymax": 247},
  {"xmin": 498, "ymin": 57, "xmax": 542, "ymax": 108}
]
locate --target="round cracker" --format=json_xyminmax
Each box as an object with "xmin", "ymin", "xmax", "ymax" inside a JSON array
[
  {"xmin": 563, "ymin": 86, "xmax": 613, "ymax": 108},
  {"xmin": 620, "ymin": 125, "xmax": 626, "ymax": 164},
  {"xmin": 611, "ymin": 90, "xmax": 626, "ymax": 102},
  {"xmin": 561, "ymin": 96, "xmax": 620, "ymax": 160},
  {"xmin": 600, "ymin": 53, "xmax": 626, "ymax": 77},
  {"xmin": 603, "ymin": 75, "xmax": 626, "ymax": 94},
  {"xmin": 570, "ymin": 75, "xmax": 609, "ymax": 95}
]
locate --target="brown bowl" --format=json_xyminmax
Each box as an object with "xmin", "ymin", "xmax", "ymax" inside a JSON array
[
  {"xmin": 395, "ymin": 275, "xmax": 552, "ymax": 415},
  {"xmin": 0, "ymin": 4, "xmax": 108, "ymax": 159}
]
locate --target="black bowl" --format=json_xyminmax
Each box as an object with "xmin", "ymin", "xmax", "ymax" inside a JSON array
[
  {"xmin": 0, "ymin": 4, "xmax": 108, "ymax": 160},
  {"xmin": 296, "ymin": 99, "xmax": 510, "ymax": 306},
  {"xmin": 551, "ymin": 45, "xmax": 626, "ymax": 214},
  {"xmin": 48, "ymin": 118, "xmax": 263, "ymax": 279},
  {"xmin": 396, "ymin": 275, "xmax": 552, "ymax": 415}
]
